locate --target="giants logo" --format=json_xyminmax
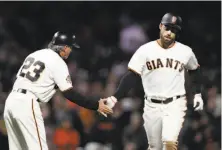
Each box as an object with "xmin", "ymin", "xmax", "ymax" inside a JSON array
[{"xmin": 146, "ymin": 58, "xmax": 184, "ymax": 72}]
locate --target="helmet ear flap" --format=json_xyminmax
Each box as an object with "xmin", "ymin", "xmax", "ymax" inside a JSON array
[{"xmin": 176, "ymin": 34, "xmax": 180, "ymax": 40}]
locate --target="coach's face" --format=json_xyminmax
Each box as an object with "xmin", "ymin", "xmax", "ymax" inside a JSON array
[
  {"xmin": 159, "ymin": 23, "xmax": 177, "ymax": 43},
  {"xmin": 60, "ymin": 46, "xmax": 72, "ymax": 59}
]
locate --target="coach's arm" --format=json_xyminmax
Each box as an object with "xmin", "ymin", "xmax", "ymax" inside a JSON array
[{"xmin": 62, "ymin": 88, "xmax": 113, "ymax": 115}]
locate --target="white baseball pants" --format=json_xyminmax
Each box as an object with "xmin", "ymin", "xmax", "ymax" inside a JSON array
[
  {"xmin": 3, "ymin": 90, "xmax": 48, "ymax": 150},
  {"xmin": 143, "ymin": 97, "xmax": 187, "ymax": 150}
]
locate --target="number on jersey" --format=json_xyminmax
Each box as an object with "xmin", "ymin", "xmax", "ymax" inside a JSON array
[{"xmin": 19, "ymin": 57, "xmax": 45, "ymax": 82}]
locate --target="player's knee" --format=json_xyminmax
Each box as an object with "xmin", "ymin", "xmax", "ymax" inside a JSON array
[{"xmin": 163, "ymin": 141, "xmax": 178, "ymax": 150}]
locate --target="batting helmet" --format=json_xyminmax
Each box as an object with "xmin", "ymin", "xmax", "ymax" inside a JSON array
[
  {"xmin": 161, "ymin": 13, "xmax": 182, "ymax": 31},
  {"xmin": 50, "ymin": 31, "xmax": 80, "ymax": 49}
]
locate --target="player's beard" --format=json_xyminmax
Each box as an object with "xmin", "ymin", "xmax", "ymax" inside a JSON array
[{"xmin": 160, "ymin": 32, "xmax": 175, "ymax": 47}]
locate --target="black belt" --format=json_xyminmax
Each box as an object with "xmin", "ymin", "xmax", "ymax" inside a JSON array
[
  {"xmin": 13, "ymin": 88, "xmax": 40, "ymax": 102},
  {"xmin": 147, "ymin": 94, "xmax": 185, "ymax": 104}
]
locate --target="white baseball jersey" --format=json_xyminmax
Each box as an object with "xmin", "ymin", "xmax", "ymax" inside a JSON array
[
  {"xmin": 13, "ymin": 49, "xmax": 73, "ymax": 102},
  {"xmin": 128, "ymin": 40, "xmax": 199, "ymax": 99}
]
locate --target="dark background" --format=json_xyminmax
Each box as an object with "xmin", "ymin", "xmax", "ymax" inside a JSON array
[{"xmin": 0, "ymin": 1, "xmax": 220, "ymax": 150}]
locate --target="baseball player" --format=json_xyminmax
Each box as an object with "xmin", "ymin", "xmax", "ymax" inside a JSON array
[
  {"xmin": 105, "ymin": 13, "xmax": 204, "ymax": 150},
  {"xmin": 3, "ymin": 31, "xmax": 113, "ymax": 150}
]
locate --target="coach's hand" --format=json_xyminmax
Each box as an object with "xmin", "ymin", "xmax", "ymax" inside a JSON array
[
  {"xmin": 97, "ymin": 99, "xmax": 113, "ymax": 117},
  {"xmin": 193, "ymin": 94, "xmax": 204, "ymax": 111}
]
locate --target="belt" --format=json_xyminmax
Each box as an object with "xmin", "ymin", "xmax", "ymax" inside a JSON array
[
  {"xmin": 147, "ymin": 94, "xmax": 186, "ymax": 104},
  {"xmin": 13, "ymin": 88, "xmax": 40, "ymax": 102}
]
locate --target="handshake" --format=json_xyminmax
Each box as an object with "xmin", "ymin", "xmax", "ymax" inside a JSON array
[{"xmin": 97, "ymin": 96, "xmax": 118, "ymax": 117}]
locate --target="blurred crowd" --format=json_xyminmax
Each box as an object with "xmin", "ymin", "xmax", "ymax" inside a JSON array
[{"xmin": 0, "ymin": 2, "xmax": 220, "ymax": 150}]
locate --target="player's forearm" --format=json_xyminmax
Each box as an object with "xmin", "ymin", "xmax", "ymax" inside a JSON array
[
  {"xmin": 113, "ymin": 70, "xmax": 142, "ymax": 100},
  {"xmin": 188, "ymin": 66, "xmax": 202, "ymax": 94},
  {"xmin": 62, "ymin": 88, "xmax": 99, "ymax": 110}
]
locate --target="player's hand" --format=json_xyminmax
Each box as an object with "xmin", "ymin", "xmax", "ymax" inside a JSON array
[
  {"xmin": 106, "ymin": 96, "xmax": 118, "ymax": 109},
  {"xmin": 97, "ymin": 98, "xmax": 113, "ymax": 117},
  {"xmin": 193, "ymin": 94, "xmax": 204, "ymax": 111}
]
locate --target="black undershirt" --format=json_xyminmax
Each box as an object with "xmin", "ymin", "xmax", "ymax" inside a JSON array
[
  {"xmin": 62, "ymin": 88, "xmax": 99, "ymax": 110},
  {"xmin": 113, "ymin": 70, "xmax": 142, "ymax": 100},
  {"xmin": 188, "ymin": 67, "xmax": 202, "ymax": 94}
]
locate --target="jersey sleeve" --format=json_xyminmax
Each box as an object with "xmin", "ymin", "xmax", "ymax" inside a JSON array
[
  {"xmin": 185, "ymin": 49, "xmax": 199, "ymax": 70},
  {"xmin": 128, "ymin": 46, "xmax": 146, "ymax": 75},
  {"xmin": 51, "ymin": 59, "xmax": 73, "ymax": 92}
]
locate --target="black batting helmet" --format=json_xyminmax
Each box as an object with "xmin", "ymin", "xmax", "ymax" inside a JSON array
[
  {"xmin": 161, "ymin": 13, "xmax": 182, "ymax": 31},
  {"xmin": 50, "ymin": 31, "xmax": 80, "ymax": 49}
]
